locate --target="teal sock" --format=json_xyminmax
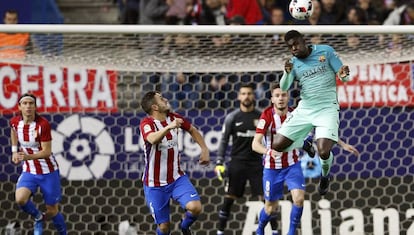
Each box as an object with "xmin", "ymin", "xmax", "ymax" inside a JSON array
[
  {"xmin": 320, "ymin": 152, "xmax": 333, "ymax": 176},
  {"xmin": 288, "ymin": 205, "xmax": 303, "ymax": 235}
]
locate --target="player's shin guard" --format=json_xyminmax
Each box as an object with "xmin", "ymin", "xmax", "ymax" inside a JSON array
[
  {"xmin": 19, "ymin": 200, "xmax": 41, "ymax": 219},
  {"xmin": 218, "ymin": 197, "xmax": 234, "ymax": 231},
  {"xmin": 51, "ymin": 212, "xmax": 67, "ymax": 235},
  {"xmin": 320, "ymin": 152, "xmax": 333, "ymax": 177},
  {"xmin": 287, "ymin": 205, "xmax": 303, "ymax": 235},
  {"xmin": 181, "ymin": 211, "xmax": 197, "ymax": 230}
]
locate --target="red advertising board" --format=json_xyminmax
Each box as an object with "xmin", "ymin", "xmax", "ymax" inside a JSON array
[
  {"xmin": 337, "ymin": 63, "xmax": 414, "ymax": 107},
  {"xmin": 0, "ymin": 63, "xmax": 117, "ymax": 114}
]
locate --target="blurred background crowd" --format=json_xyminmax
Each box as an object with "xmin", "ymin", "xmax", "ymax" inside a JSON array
[{"xmin": 116, "ymin": 0, "xmax": 412, "ymax": 26}]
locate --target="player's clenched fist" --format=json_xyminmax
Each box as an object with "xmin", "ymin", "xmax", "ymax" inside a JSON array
[{"xmin": 285, "ymin": 59, "xmax": 293, "ymax": 73}]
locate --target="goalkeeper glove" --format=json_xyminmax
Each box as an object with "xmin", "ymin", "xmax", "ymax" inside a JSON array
[{"xmin": 215, "ymin": 159, "xmax": 226, "ymax": 181}]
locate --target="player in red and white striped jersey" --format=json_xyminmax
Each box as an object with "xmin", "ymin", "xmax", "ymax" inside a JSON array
[
  {"xmin": 10, "ymin": 93, "xmax": 67, "ymax": 235},
  {"xmin": 252, "ymin": 83, "xmax": 305, "ymax": 235},
  {"xmin": 139, "ymin": 91, "xmax": 210, "ymax": 235},
  {"xmin": 252, "ymin": 83, "xmax": 359, "ymax": 235}
]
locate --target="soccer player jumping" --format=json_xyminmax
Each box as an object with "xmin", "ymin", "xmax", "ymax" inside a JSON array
[{"xmin": 272, "ymin": 30, "xmax": 351, "ymax": 195}]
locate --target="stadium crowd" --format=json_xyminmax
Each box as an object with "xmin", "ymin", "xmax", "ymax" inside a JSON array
[{"xmin": 116, "ymin": 0, "xmax": 413, "ymax": 26}]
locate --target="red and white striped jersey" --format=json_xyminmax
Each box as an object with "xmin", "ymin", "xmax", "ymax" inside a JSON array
[
  {"xmin": 255, "ymin": 107, "xmax": 300, "ymax": 169},
  {"xmin": 10, "ymin": 115, "xmax": 59, "ymax": 174},
  {"xmin": 139, "ymin": 112, "xmax": 191, "ymax": 187}
]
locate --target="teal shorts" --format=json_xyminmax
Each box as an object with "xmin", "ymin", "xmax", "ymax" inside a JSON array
[{"xmin": 278, "ymin": 103, "xmax": 339, "ymax": 151}]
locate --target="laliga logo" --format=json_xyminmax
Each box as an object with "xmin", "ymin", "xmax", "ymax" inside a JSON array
[{"xmin": 52, "ymin": 114, "xmax": 115, "ymax": 180}]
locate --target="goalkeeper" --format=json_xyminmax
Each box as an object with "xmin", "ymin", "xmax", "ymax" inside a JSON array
[
  {"xmin": 215, "ymin": 83, "xmax": 274, "ymax": 235},
  {"xmin": 215, "ymin": 83, "xmax": 315, "ymax": 235}
]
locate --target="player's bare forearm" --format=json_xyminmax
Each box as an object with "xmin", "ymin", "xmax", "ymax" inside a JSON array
[
  {"xmin": 338, "ymin": 139, "xmax": 360, "ymax": 156},
  {"xmin": 252, "ymin": 134, "xmax": 267, "ymax": 155},
  {"xmin": 22, "ymin": 141, "xmax": 52, "ymax": 160},
  {"xmin": 280, "ymin": 60, "xmax": 295, "ymax": 91},
  {"xmin": 147, "ymin": 118, "xmax": 183, "ymax": 144},
  {"xmin": 188, "ymin": 126, "xmax": 210, "ymax": 165},
  {"xmin": 252, "ymin": 133, "xmax": 279, "ymax": 160}
]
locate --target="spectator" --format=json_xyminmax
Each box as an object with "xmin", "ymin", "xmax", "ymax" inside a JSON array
[
  {"xmin": 139, "ymin": 0, "xmax": 173, "ymax": 24},
  {"xmin": 308, "ymin": 0, "xmax": 322, "ymax": 25},
  {"xmin": 383, "ymin": 1, "xmax": 414, "ymax": 25},
  {"xmin": 139, "ymin": 0, "xmax": 174, "ymax": 54},
  {"xmin": 345, "ymin": 34, "xmax": 363, "ymax": 52},
  {"xmin": 197, "ymin": 0, "xmax": 227, "ymax": 25},
  {"xmin": 270, "ymin": 6, "xmax": 285, "ymax": 25},
  {"xmin": 120, "ymin": 0, "xmax": 140, "ymax": 24},
  {"xmin": 319, "ymin": 0, "xmax": 346, "ymax": 24},
  {"xmin": 385, "ymin": 33, "xmax": 403, "ymax": 56},
  {"xmin": 166, "ymin": 0, "xmax": 188, "ymax": 24},
  {"xmin": 222, "ymin": 0, "xmax": 263, "ymax": 24},
  {"xmin": 340, "ymin": 6, "xmax": 368, "ymax": 25},
  {"xmin": 0, "ymin": 10, "xmax": 30, "ymax": 59},
  {"xmin": 257, "ymin": 0, "xmax": 276, "ymax": 25},
  {"xmin": 184, "ymin": 0, "xmax": 202, "ymax": 25},
  {"xmin": 357, "ymin": 0, "xmax": 387, "ymax": 25},
  {"xmin": 263, "ymin": 7, "xmax": 285, "ymax": 48}
]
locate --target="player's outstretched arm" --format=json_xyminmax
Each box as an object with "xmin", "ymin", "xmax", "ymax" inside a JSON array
[
  {"xmin": 280, "ymin": 59, "xmax": 295, "ymax": 91},
  {"xmin": 338, "ymin": 139, "xmax": 360, "ymax": 156}
]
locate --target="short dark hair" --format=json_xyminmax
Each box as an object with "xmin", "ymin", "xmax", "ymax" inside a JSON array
[
  {"xmin": 5, "ymin": 9, "xmax": 18, "ymax": 16},
  {"xmin": 239, "ymin": 82, "xmax": 255, "ymax": 91},
  {"xmin": 18, "ymin": 93, "xmax": 37, "ymax": 104},
  {"xmin": 141, "ymin": 91, "xmax": 158, "ymax": 114},
  {"xmin": 284, "ymin": 30, "xmax": 303, "ymax": 43},
  {"xmin": 271, "ymin": 83, "xmax": 281, "ymax": 90}
]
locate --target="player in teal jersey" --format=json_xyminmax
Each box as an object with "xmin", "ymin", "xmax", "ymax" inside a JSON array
[{"xmin": 272, "ymin": 30, "xmax": 351, "ymax": 196}]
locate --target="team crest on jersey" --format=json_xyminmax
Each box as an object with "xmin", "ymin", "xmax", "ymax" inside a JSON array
[
  {"xmin": 319, "ymin": 55, "xmax": 326, "ymax": 62},
  {"xmin": 143, "ymin": 124, "xmax": 152, "ymax": 133}
]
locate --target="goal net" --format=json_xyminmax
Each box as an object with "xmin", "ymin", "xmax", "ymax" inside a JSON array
[
  {"xmin": 0, "ymin": 25, "xmax": 414, "ymax": 234},
  {"xmin": 1, "ymin": 25, "xmax": 414, "ymax": 72}
]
